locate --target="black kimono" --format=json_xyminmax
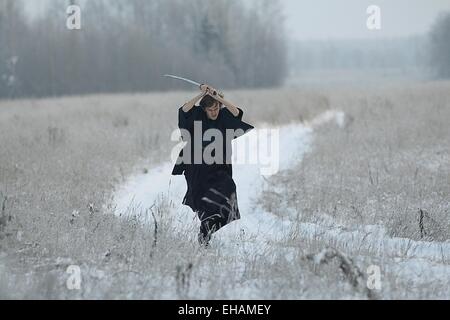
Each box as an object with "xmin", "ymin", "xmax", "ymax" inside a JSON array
[{"xmin": 172, "ymin": 105, "xmax": 254, "ymax": 237}]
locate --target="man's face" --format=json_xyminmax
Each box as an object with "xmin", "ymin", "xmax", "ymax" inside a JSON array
[{"xmin": 205, "ymin": 102, "xmax": 220, "ymax": 120}]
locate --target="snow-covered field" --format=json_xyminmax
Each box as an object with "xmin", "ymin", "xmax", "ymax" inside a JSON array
[
  {"xmin": 113, "ymin": 111, "xmax": 347, "ymax": 250},
  {"xmin": 115, "ymin": 129, "xmax": 299, "ymax": 253},
  {"xmin": 0, "ymin": 85, "xmax": 449, "ymax": 299},
  {"xmin": 112, "ymin": 108, "xmax": 450, "ymax": 299}
]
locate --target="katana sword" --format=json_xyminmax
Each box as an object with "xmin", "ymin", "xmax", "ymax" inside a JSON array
[
  {"xmin": 164, "ymin": 74, "xmax": 224, "ymax": 98},
  {"xmin": 164, "ymin": 74, "xmax": 202, "ymax": 88}
]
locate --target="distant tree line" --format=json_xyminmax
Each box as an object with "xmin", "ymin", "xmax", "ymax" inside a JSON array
[
  {"xmin": 289, "ymin": 11, "xmax": 450, "ymax": 80},
  {"xmin": 0, "ymin": 0, "xmax": 287, "ymax": 99},
  {"xmin": 289, "ymin": 36, "xmax": 429, "ymax": 73}
]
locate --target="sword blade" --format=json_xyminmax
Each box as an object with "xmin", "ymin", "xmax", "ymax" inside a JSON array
[{"xmin": 163, "ymin": 74, "xmax": 201, "ymax": 88}]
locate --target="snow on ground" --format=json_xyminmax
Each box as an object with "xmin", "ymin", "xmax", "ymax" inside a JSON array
[
  {"xmin": 112, "ymin": 111, "xmax": 338, "ymax": 250},
  {"xmin": 112, "ymin": 109, "xmax": 450, "ymax": 296}
]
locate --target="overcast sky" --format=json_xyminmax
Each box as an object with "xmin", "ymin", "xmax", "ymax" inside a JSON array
[
  {"xmin": 282, "ymin": 0, "xmax": 450, "ymax": 40},
  {"xmin": 25, "ymin": 0, "xmax": 450, "ymax": 40}
]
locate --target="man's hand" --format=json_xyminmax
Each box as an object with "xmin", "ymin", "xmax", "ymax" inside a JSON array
[{"xmin": 200, "ymin": 84, "xmax": 224, "ymax": 98}]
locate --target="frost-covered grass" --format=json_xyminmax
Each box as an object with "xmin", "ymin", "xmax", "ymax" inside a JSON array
[
  {"xmin": 0, "ymin": 83, "xmax": 449, "ymax": 299},
  {"xmin": 259, "ymin": 82, "xmax": 450, "ymax": 299},
  {"xmin": 0, "ymin": 88, "xmax": 328, "ymax": 299},
  {"xmin": 262, "ymin": 82, "xmax": 450, "ymax": 241}
]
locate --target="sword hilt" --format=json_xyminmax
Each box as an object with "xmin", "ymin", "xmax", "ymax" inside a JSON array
[
  {"xmin": 212, "ymin": 90, "xmax": 225, "ymax": 99},
  {"xmin": 201, "ymin": 84, "xmax": 224, "ymax": 98}
]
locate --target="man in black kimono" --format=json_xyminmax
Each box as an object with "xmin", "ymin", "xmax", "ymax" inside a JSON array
[{"xmin": 172, "ymin": 84, "xmax": 254, "ymax": 246}]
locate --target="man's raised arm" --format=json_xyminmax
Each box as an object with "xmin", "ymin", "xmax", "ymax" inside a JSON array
[
  {"xmin": 182, "ymin": 91, "xmax": 207, "ymax": 113},
  {"xmin": 209, "ymin": 94, "xmax": 240, "ymax": 117}
]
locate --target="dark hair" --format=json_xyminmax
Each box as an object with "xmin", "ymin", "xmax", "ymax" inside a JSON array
[{"xmin": 200, "ymin": 95, "xmax": 218, "ymax": 110}]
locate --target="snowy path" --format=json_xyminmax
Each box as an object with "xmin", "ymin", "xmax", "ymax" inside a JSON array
[
  {"xmin": 113, "ymin": 110, "xmax": 345, "ymax": 249},
  {"xmin": 112, "ymin": 110, "xmax": 450, "ymax": 295},
  {"xmin": 113, "ymin": 121, "xmax": 313, "ymax": 247}
]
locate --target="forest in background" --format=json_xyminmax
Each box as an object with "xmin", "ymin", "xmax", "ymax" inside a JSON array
[
  {"xmin": 1, "ymin": 1, "xmax": 450, "ymax": 99},
  {"xmin": 0, "ymin": 0, "xmax": 287, "ymax": 98}
]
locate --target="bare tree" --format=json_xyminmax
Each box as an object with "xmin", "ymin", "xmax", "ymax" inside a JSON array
[
  {"xmin": 0, "ymin": 0, "xmax": 27, "ymax": 98},
  {"xmin": 429, "ymin": 12, "xmax": 450, "ymax": 78}
]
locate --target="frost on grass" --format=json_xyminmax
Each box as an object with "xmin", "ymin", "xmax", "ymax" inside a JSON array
[
  {"xmin": 0, "ymin": 85, "xmax": 449, "ymax": 299},
  {"xmin": 259, "ymin": 83, "xmax": 450, "ymax": 299}
]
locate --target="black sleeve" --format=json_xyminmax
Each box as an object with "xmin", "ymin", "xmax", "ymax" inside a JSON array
[
  {"xmin": 220, "ymin": 107, "xmax": 254, "ymax": 139},
  {"xmin": 222, "ymin": 107, "xmax": 244, "ymax": 121},
  {"xmin": 236, "ymin": 107, "xmax": 244, "ymax": 121},
  {"xmin": 178, "ymin": 105, "xmax": 201, "ymax": 130}
]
